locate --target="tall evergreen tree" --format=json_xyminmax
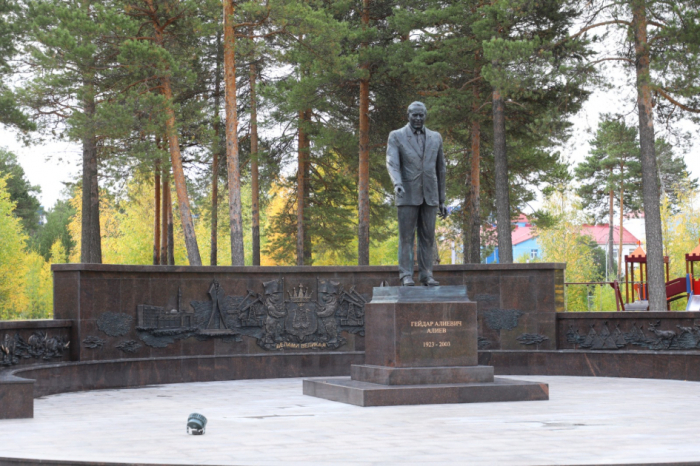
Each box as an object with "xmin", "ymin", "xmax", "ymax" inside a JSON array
[
  {"xmin": 576, "ymin": 116, "xmax": 697, "ymax": 277},
  {"xmin": 477, "ymin": 0, "xmax": 594, "ymax": 263},
  {"xmin": 23, "ymin": 0, "xmax": 127, "ymax": 262},
  {"xmin": 576, "ymin": 116, "xmax": 642, "ymax": 278},
  {"xmin": 114, "ymin": 0, "xmax": 216, "ymax": 265},
  {"xmin": 0, "ymin": 0, "xmax": 34, "ymax": 131},
  {"xmin": 573, "ymin": 0, "xmax": 700, "ymax": 309}
]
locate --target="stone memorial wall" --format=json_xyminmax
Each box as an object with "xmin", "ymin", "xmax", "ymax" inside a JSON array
[
  {"xmin": 557, "ymin": 311, "xmax": 700, "ymax": 352},
  {"xmin": 8, "ymin": 261, "xmax": 700, "ymax": 419},
  {"xmin": 51, "ymin": 262, "xmax": 565, "ymax": 364}
]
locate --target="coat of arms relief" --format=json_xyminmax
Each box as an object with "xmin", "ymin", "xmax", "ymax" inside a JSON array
[{"xmin": 131, "ymin": 278, "xmax": 366, "ymax": 350}]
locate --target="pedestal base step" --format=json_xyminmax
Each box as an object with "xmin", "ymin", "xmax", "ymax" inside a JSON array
[
  {"xmin": 351, "ymin": 364, "xmax": 494, "ymax": 385},
  {"xmin": 303, "ymin": 377, "xmax": 549, "ymax": 407}
]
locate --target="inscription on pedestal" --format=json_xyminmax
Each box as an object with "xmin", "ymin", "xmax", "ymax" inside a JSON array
[
  {"xmin": 412, "ymin": 319, "xmax": 462, "ymax": 347},
  {"xmin": 365, "ymin": 287, "xmax": 477, "ymax": 368},
  {"xmin": 396, "ymin": 306, "xmax": 476, "ymax": 367}
]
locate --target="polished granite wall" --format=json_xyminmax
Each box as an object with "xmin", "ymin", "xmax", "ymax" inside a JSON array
[
  {"xmin": 4, "ymin": 261, "xmax": 700, "ymax": 419},
  {"xmin": 557, "ymin": 311, "xmax": 700, "ymax": 352},
  {"xmin": 52, "ymin": 263, "xmax": 565, "ymax": 362}
]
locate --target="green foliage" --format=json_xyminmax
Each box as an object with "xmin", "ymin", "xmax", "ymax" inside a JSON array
[
  {"xmin": 532, "ymin": 191, "xmax": 600, "ymax": 312},
  {"xmin": 22, "ymin": 250, "xmax": 52, "ymax": 319},
  {"xmin": 0, "ymin": 148, "xmax": 42, "ymax": 236},
  {"xmin": 0, "ymin": 176, "xmax": 53, "ymax": 319},
  {"xmin": 656, "ymin": 138, "xmax": 699, "ymax": 210},
  {"xmin": 35, "ymin": 198, "xmax": 76, "ymax": 261},
  {"xmin": 0, "ymin": 176, "xmax": 29, "ymax": 319},
  {"xmin": 661, "ymin": 181, "xmax": 700, "ymax": 282},
  {"xmin": 1, "ymin": 0, "xmax": 698, "ymax": 293},
  {"xmin": 390, "ymin": 0, "xmax": 593, "ymax": 251},
  {"xmin": 49, "ymin": 239, "xmax": 68, "ymax": 264},
  {"xmin": 575, "ymin": 116, "xmax": 643, "ymax": 222},
  {"xmin": 66, "ymin": 181, "xmax": 189, "ymax": 265},
  {"xmin": 575, "ymin": 116, "xmax": 696, "ymax": 277},
  {"xmin": 0, "ymin": 0, "xmax": 35, "ymax": 131}
]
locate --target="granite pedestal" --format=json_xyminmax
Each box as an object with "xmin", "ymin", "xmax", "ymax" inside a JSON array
[{"xmin": 304, "ymin": 286, "xmax": 549, "ymax": 406}]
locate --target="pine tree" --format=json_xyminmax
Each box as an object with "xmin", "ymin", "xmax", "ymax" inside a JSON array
[
  {"xmin": 576, "ymin": 116, "xmax": 697, "ymax": 277},
  {"xmin": 477, "ymin": 0, "xmax": 594, "ymax": 263},
  {"xmin": 22, "ymin": 0, "xmax": 126, "ymax": 263},
  {"xmin": 0, "ymin": 0, "xmax": 34, "ymax": 131},
  {"xmin": 114, "ymin": 0, "xmax": 211, "ymax": 265},
  {"xmin": 573, "ymin": 0, "xmax": 700, "ymax": 309},
  {"xmin": 575, "ymin": 116, "xmax": 642, "ymax": 278}
]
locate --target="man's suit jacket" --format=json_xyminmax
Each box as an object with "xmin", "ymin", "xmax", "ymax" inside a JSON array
[{"xmin": 386, "ymin": 123, "xmax": 446, "ymax": 207}]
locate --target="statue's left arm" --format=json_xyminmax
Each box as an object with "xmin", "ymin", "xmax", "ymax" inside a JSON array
[{"xmin": 436, "ymin": 135, "xmax": 447, "ymax": 217}]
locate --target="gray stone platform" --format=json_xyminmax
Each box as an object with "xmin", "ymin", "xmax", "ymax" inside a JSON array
[
  {"xmin": 303, "ymin": 375, "xmax": 549, "ymax": 406},
  {"xmin": 0, "ymin": 376, "xmax": 700, "ymax": 465},
  {"xmin": 304, "ymin": 286, "xmax": 549, "ymax": 407}
]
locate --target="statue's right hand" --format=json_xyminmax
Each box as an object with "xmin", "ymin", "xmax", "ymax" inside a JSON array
[{"xmin": 394, "ymin": 185, "xmax": 405, "ymax": 197}]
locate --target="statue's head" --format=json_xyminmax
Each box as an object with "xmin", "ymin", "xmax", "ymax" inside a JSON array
[{"xmin": 407, "ymin": 101, "xmax": 427, "ymax": 130}]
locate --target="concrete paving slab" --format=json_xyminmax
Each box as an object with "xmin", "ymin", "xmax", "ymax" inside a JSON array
[{"xmin": 0, "ymin": 376, "xmax": 699, "ymax": 465}]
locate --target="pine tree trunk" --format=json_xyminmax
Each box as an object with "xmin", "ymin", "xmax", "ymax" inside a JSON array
[
  {"xmin": 223, "ymin": 0, "xmax": 245, "ymax": 266},
  {"xmin": 632, "ymin": 0, "xmax": 666, "ymax": 310},
  {"xmin": 467, "ymin": 112, "xmax": 481, "ymax": 263},
  {"xmin": 160, "ymin": 163, "xmax": 169, "ymax": 265},
  {"xmin": 357, "ymin": 0, "xmax": 370, "ymax": 266},
  {"xmin": 142, "ymin": 0, "xmax": 200, "ymax": 265},
  {"xmin": 211, "ymin": 143, "xmax": 219, "ymax": 267},
  {"xmin": 492, "ymin": 88, "xmax": 512, "ymax": 263},
  {"xmin": 211, "ymin": 31, "xmax": 222, "ymax": 267},
  {"xmin": 618, "ymin": 185, "xmax": 624, "ymax": 280},
  {"xmin": 80, "ymin": 86, "xmax": 102, "ymax": 264},
  {"xmin": 462, "ymin": 161, "xmax": 472, "ymax": 264},
  {"xmin": 296, "ymin": 110, "xmax": 305, "ymax": 266},
  {"xmin": 303, "ymin": 125, "xmax": 312, "ymax": 265},
  {"xmin": 608, "ymin": 184, "xmax": 614, "ymax": 279},
  {"xmin": 250, "ymin": 62, "xmax": 261, "ymax": 266},
  {"xmin": 297, "ymin": 109, "xmax": 311, "ymax": 265},
  {"xmin": 154, "ymin": 157, "xmax": 161, "ymax": 265},
  {"xmin": 167, "ymin": 188, "xmax": 174, "ymax": 265},
  {"xmin": 161, "ymin": 76, "xmax": 202, "ymax": 266}
]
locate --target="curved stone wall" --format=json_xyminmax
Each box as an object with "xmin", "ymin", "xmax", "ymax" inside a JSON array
[
  {"xmin": 2, "ymin": 351, "xmax": 363, "ymax": 418},
  {"xmin": 7, "ymin": 263, "xmax": 700, "ymax": 421},
  {"xmin": 479, "ymin": 349, "xmax": 700, "ymax": 380}
]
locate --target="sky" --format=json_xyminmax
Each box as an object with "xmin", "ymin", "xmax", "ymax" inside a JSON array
[{"xmin": 0, "ymin": 67, "xmax": 698, "ymax": 212}]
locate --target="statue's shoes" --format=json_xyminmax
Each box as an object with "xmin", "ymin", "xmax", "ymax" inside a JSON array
[
  {"xmin": 421, "ymin": 277, "xmax": 440, "ymax": 286},
  {"xmin": 401, "ymin": 276, "xmax": 415, "ymax": 286}
]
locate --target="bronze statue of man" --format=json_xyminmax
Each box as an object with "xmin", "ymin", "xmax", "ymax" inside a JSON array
[{"xmin": 386, "ymin": 101, "xmax": 447, "ymax": 286}]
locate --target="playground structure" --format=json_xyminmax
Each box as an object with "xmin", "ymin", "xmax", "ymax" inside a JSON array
[
  {"xmin": 686, "ymin": 241, "xmax": 700, "ymax": 311},
  {"xmin": 565, "ymin": 241, "xmax": 700, "ymax": 311},
  {"xmin": 622, "ymin": 243, "xmax": 672, "ymax": 310}
]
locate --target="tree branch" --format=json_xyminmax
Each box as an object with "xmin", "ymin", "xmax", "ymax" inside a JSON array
[
  {"xmin": 588, "ymin": 57, "xmax": 634, "ymax": 66},
  {"xmin": 655, "ymin": 88, "xmax": 700, "ymax": 113},
  {"xmin": 566, "ymin": 20, "xmax": 632, "ymax": 42}
]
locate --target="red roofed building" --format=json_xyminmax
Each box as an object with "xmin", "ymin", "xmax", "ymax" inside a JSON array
[
  {"xmin": 580, "ymin": 225, "xmax": 640, "ymax": 259},
  {"xmin": 484, "ymin": 215, "xmax": 641, "ymax": 264}
]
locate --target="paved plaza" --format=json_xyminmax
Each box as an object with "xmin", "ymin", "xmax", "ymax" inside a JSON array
[{"xmin": 1, "ymin": 375, "xmax": 699, "ymax": 465}]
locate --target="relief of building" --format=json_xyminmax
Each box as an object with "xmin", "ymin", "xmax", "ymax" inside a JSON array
[{"xmin": 132, "ymin": 278, "xmax": 367, "ymax": 350}]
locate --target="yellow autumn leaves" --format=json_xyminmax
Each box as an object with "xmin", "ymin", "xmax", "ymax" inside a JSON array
[{"xmin": 0, "ymin": 176, "xmax": 56, "ymax": 320}]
